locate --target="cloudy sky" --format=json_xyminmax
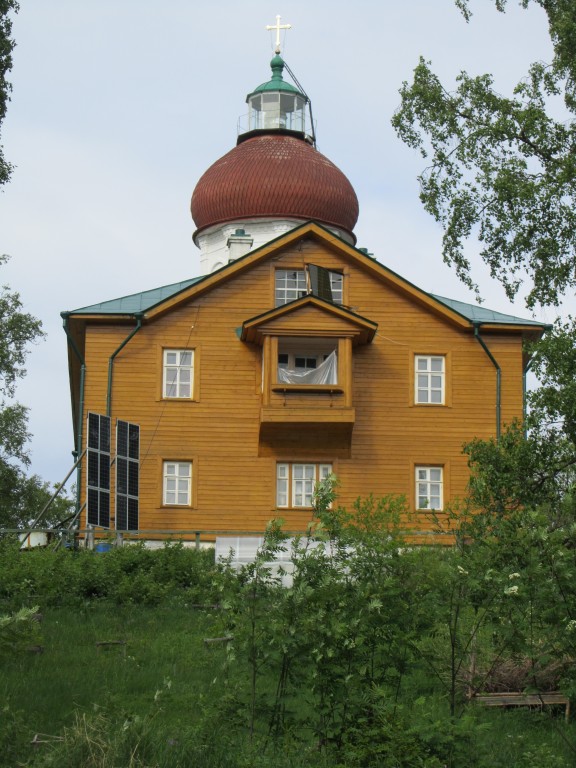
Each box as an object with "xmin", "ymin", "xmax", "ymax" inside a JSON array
[{"xmin": 1, "ymin": 0, "xmax": 558, "ymax": 485}]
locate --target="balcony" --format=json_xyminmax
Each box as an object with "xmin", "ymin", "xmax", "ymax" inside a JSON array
[{"xmin": 240, "ymin": 295, "xmax": 376, "ymax": 444}]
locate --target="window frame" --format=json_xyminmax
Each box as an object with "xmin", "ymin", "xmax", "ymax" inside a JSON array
[
  {"xmin": 414, "ymin": 354, "xmax": 446, "ymax": 406},
  {"xmin": 274, "ymin": 268, "xmax": 344, "ymax": 307},
  {"xmin": 415, "ymin": 465, "xmax": 444, "ymax": 511},
  {"xmin": 276, "ymin": 462, "xmax": 333, "ymax": 509},
  {"xmin": 162, "ymin": 348, "xmax": 197, "ymax": 400},
  {"xmin": 162, "ymin": 461, "xmax": 193, "ymax": 507}
]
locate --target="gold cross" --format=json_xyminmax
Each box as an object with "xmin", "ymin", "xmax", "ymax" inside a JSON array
[{"xmin": 266, "ymin": 14, "xmax": 292, "ymax": 54}]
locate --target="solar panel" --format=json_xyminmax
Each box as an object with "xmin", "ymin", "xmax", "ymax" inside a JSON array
[
  {"xmin": 86, "ymin": 413, "xmax": 111, "ymax": 528},
  {"xmin": 115, "ymin": 420, "xmax": 140, "ymax": 531}
]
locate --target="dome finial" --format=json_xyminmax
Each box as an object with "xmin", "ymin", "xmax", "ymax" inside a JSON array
[{"xmin": 265, "ymin": 14, "xmax": 291, "ymax": 54}]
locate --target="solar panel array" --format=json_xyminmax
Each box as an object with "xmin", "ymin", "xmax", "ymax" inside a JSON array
[
  {"xmin": 116, "ymin": 420, "xmax": 140, "ymax": 531},
  {"xmin": 86, "ymin": 413, "xmax": 140, "ymax": 531},
  {"xmin": 86, "ymin": 413, "xmax": 111, "ymax": 527}
]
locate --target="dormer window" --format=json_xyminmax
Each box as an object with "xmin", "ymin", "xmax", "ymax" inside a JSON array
[{"xmin": 275, "ymin": 269, "xmax": 343, "ymax": 306}]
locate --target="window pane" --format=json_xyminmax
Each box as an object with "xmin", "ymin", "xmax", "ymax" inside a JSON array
[
  {"xmin": 180, "ymin": 352, "xmax": 192, "ymax": 366},
  {"xmin": 431, "ymin": 358, "xmax": 444, "ymax": 371}
]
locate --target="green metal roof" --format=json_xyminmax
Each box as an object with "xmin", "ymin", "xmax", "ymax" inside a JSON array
[
  {"xmin": 431, "ymin": 294, "xmax": 549, "ymax": 328},
  {"xmin": 66, "ymin": 279, "xmax": 545, "ymax": 331},
  {"xmin": 65, "ymin": 277, "xmax": 203, "ymax": 316},
  {"xmin": 247, "ymin": 54, "xmax": 303, "ymax": 99},
  {"xmin": 63, "ymin": 222, "xmax": 547, "ymax": 332}
]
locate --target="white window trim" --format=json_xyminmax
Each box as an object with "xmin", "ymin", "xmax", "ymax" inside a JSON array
[
  {"xmin": 275, "ymin": 269, "xmax": 343, "ymax": 306},
  {"xmin": 415, "ymin": 466, "xmax": 443, "ymax": 511},
  {"xmin": 163, "ymin": 349, "xmax": 194, "ymax": 399},
  {"xmin": 277, "ymin": 462, "xmax": 332, "ymax": 508},
  {"xmin": 163, "ymin": 461, "xmax": 192, "ymax": 506},
  {"xmin": 415, "ymin": 355, "xmax": 445, "ymax": 405}
]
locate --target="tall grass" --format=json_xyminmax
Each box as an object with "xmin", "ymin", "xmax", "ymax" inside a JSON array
[{"xmin": 2, "ymin": 536, "xmax": 576, "ymax": 767}]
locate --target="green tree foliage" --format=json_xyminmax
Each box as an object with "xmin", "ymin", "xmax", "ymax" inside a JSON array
[
  {"xmin": 529, "ymin": 316, "xmax": 576, "ymax": 441},
  {"xmin": 462, "ymin": 318, "xmax": 576, "ymax": 522},
  {"xmin": 392, "ymin": 0, "xmax": 576, "ymax": 308},
  {"xmin": 212, "ymin": 481, "xmax": 576, "ymax": 764},
  {"xmin": 0, "ymin": 0, "xmax": 18, "ymax": 186},
  {"xmin": 0, "ymin": 255, "xmax": 45, "ymax": 525}
]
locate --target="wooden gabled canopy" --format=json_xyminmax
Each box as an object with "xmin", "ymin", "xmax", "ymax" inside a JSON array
[{"xmin": 240, "ymin": 294, "xmax": 378, "ymax": 346}]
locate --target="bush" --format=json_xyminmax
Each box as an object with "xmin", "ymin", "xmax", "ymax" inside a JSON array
[{"xmin": 0, "ymin": 539, "xmax": 217, "ymax": 609}]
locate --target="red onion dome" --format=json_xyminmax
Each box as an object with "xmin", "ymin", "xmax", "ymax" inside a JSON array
[{"xmin": 191, "ymin": 133, "xmax": 359, "ymax": 242}]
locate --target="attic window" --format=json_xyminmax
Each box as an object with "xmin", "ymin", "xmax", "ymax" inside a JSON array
[{"xmin": 275, "ymin": 269, "xmax": 343, "ymax": 307}]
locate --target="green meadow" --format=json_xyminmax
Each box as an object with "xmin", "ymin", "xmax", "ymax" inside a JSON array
[{"xmin": 2, "ymin": 497, "xmax": 576, "ymax": 767}]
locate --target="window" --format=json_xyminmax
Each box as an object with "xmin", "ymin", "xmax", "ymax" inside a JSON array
[
  {"xmin": 276, "ymin": 338, "xmax": 338, "ymax": 385},
  {"xmin": 277, "ymin": 463, "xmax": 332, "ymax": 507},
  {"xmin": 415, "ymin": 355, "xmax": 445, "ymax": 404},
  {"xmin": 163, "ymin": 461, "xmax": 192, "ymax": 506},
  {"xmin": 275, "ymin": 269, "xmax": 343, "ymax": 306},
  {"xmin": 163, "ymin": 350, "xmax": 194, "ymax": 399},
  {"xmin": 416, "ymin": 466, "xmax": 443, "ymax": 510}
]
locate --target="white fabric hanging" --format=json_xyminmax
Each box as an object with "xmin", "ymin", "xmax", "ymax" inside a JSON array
[{"xmin": 277, "ymin": 351, "xmax": 337, "ymax": 385}]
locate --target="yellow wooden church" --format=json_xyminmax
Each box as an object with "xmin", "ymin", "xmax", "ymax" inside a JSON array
[{"xmin": 62, "ymin": 44, "xmax": 547, "ymax": 540}]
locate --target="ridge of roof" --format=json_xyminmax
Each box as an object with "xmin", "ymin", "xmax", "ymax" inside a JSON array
[{"xmin": 63, "ymin": 225, "xmax": 548, "ymax": 332}]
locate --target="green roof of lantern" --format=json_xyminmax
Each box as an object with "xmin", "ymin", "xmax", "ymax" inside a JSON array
[{"xmin": 246, "ymin": 54, "xmax": 303, "ymax": 100}]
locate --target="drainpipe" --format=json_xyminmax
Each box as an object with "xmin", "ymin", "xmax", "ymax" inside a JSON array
[
  {"xmin": 61, "ymin": 313, "xmax": 86, "ymax": 516},
  {"xmin": 106, "ymin": 314, "xmax": 144, "ymax": 417},
  {"xmin": 523, "ymin": 357, "xmax": 533, "ymax": 432},
  {"xmin": 474, "ymin": 323, "xmax": 501, "ymax": 440}
]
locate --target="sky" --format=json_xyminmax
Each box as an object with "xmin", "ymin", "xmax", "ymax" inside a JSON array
[{"xmin": 0, "ymin": 0, "xmax": 560, "ymax": 486}]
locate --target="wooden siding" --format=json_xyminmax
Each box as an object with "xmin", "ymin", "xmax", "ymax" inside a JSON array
[{"xmin": 77, "ymin": 236, "xmax": 527, "ymax": 536}]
